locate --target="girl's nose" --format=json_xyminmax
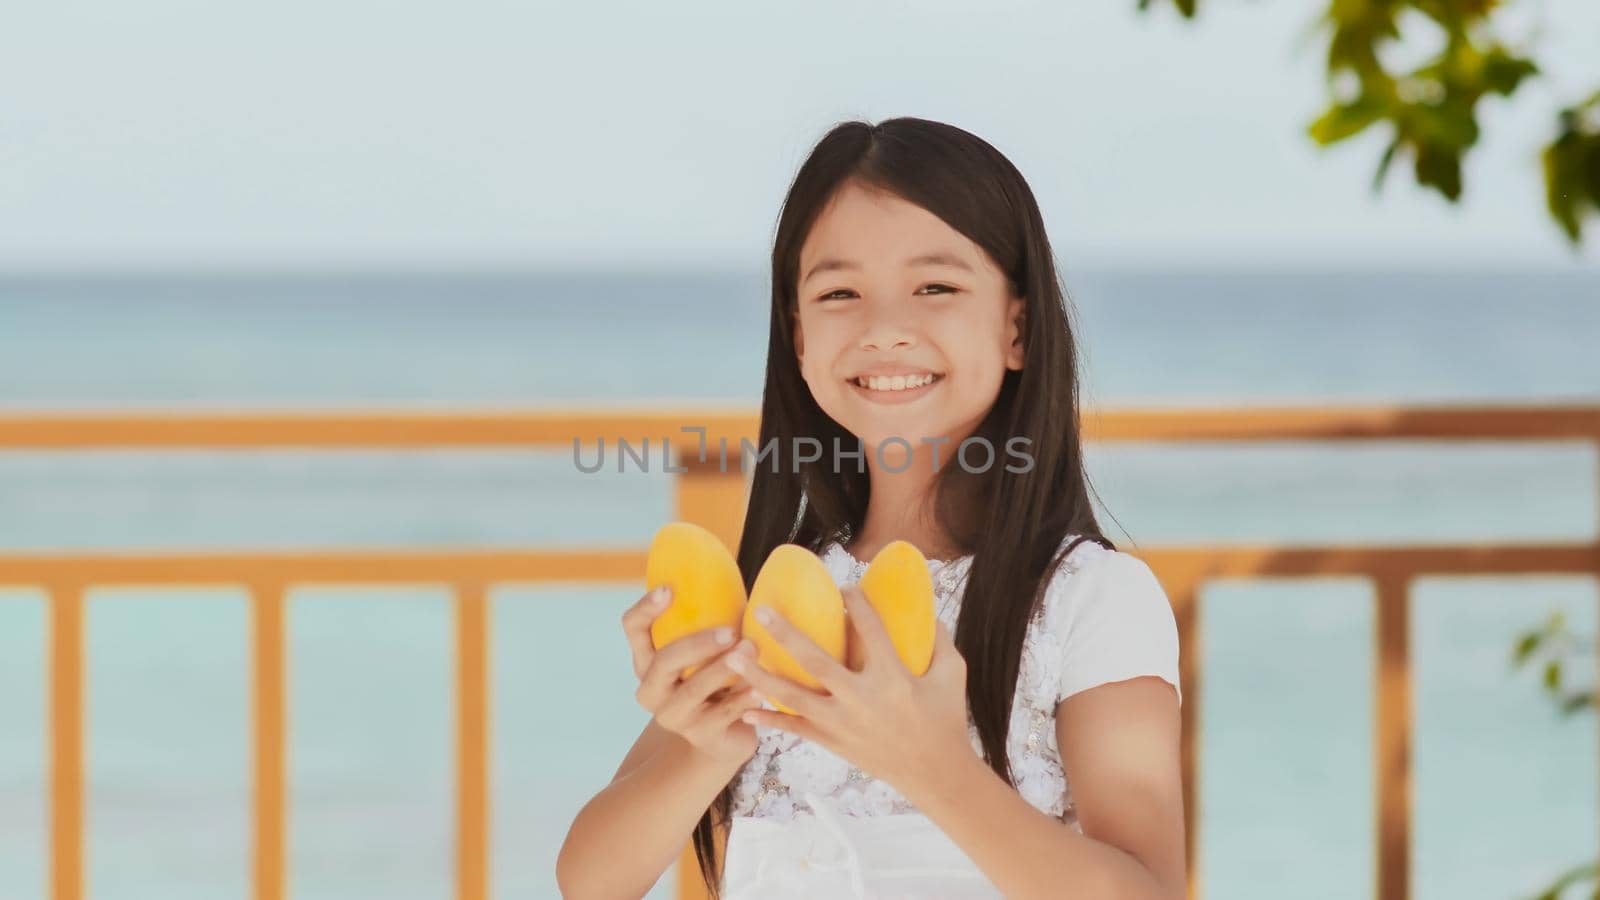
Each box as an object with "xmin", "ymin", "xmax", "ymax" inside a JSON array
[
  {"xmin": 857, "ymin": 294, "xmax": 919, "ymax": 351},
  {"xmin": 860, "ymin": 334, "xmax": 915, "ymax": 351},
  {"xmin": 859, "ymin": 326, "xmax": 916, "ymax": 352}
]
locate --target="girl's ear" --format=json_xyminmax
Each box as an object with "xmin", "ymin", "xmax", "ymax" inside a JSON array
[
  {"xmin": 792, "ymin": 314, "xmax": 805, "ymax": 362},
  {"xmin": 1005, "ymin": 297, "xmax": 1026, "ymax": 371}
]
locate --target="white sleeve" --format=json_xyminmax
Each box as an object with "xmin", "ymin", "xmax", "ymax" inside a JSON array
[{"xmin": 1053, "ymin": 550, "xmax": 1183, "ymax": 706}]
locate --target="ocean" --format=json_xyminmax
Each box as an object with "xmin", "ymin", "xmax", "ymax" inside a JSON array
[{"xmin": 0, "ymin": 266, "xmax": 1597, "ymax": 899}]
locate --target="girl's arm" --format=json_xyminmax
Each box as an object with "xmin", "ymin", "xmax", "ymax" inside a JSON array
[
  {"xmin": 557, "ymin": 721, "xmax": 747, "ymax": 899},
  {"xmin": 557, "ymin": 587, "xmax": 765, "ymax": 899},
  {"xmin": 904, "ymin": 676, "xmax": 1186, "ymax": 900}
]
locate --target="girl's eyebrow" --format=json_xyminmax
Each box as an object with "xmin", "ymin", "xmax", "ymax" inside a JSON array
[{"xmin": 801, "ymin": 251, "xmax": 974, "ymax": 285}]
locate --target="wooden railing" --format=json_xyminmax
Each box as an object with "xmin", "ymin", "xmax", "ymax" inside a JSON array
[{"xmin": 1, "ymin": 404, "xmax": 1596, "ymax": 900}]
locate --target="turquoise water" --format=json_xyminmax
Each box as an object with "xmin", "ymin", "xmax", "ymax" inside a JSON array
[{"xmin": 0, "ymin": 267, "xmax": 1597, "ymax": 899}]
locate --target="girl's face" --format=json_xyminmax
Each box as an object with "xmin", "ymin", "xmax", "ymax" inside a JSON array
[{"xmin": 793, "ymin": 180, "xmax": 1025, "ymax": 460}]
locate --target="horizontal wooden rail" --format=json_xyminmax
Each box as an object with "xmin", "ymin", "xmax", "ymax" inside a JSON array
[
  {"xmin": 0, "ymin": 410, "xmax": 761, "ymax": 452},
  {"xmin": 1134, "ymin": 542, "xmax": 1600, "ymax": 583},
  {"xmin": 2, "ymin": 402, "xmax": 1598, "ymax": 450},
  {"xmin": 5, "ymin": 541, "xmax": 1591, "ymax": 588},
  {"xmin": 0, "ymin": 550, "xmax": 646, "ymax": 585}
]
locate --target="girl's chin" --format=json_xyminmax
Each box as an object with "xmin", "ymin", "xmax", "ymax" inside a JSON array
[{"xmin": 849, "ymin": 429, "xmax": 954, "ymax": 464}]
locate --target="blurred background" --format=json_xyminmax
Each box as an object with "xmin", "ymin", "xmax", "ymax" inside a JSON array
[{"xmin": 2, "ymin": 1, "xmax": 1599, "ymax": 899}]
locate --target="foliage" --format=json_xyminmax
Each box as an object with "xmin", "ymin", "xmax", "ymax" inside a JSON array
[
  {"xmin": 1508, "ymin": 609, "xmax": 1596, "ymax": 900},
  {"xmin": 1513, "ymin": 609, "xmax": 1597, "ymax": 717},
  {"xmin": 1527, "ymin": 861, "xmax": 1598, "ymax": 900},
  {"xmin": 1543, "ymin": 92, "xmax": 1600, "ymax": 243},
  {"xmin": 1139, "ymin": 0, "xmax": 1600, "ymax": 244}
]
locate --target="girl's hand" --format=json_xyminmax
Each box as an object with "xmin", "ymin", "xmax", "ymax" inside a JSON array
[
  {"xmin": 730, "ymin": 585, "xmax": 976, "ymax": 799},
  {"xmin": 620, "ymin": 586, "xmax": 765, "ymax": 766}
]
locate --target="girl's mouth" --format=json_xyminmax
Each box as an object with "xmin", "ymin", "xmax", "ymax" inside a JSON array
[{"xmin": 848, "ymin": 372, "xmax": 945, "ymax": 403}]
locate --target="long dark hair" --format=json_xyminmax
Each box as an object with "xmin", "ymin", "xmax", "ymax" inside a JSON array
[{"xmin": 691, "ymin": 116, "xmax": 1118, "ymax": 893}]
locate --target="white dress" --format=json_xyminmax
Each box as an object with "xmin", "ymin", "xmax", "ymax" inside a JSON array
[{"xmin": 720, "ymin": 535, "xmax": 1183, "ymax": 899}]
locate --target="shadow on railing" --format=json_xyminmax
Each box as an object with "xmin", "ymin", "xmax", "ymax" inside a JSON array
[{"xmin": 1, "ymin": 404, "xmax": 1597, "ymax": 900}]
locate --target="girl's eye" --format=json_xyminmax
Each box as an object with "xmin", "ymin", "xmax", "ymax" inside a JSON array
[{"xmin": 817, "ymin": 284, "xmax": 956, "ymax": 301}]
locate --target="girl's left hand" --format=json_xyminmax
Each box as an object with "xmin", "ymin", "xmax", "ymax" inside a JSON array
[{"xmin": 728, "ymin": 585, "xmax": 977, "ymax": 798}]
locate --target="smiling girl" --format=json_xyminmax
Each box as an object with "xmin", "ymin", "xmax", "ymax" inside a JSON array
[{"xmin": 558, "ymin": 117, "xmax": 1184, "ymax": 899}]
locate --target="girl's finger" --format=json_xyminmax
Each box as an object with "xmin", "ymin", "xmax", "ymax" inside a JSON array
[
  {"xmin": 704, "ymin": 685, "xmax": 766, "ymax": 732},
  {"xmin": 929, "ymin": 618, "xmax": 967, "ymax": 677},
  {"xmin": 841, "ymin": 586, "xmax": 898, "ymax": 672},
  {"xmin": 651, "ymin": 625, "xmax": 739, "ymax": 678},
  {"xmin": 621, "ymin": 587, "xmax": 671, "ymax": 678},
  {"xmin": 637, "ymin": 626, "xmax": 738, "ymax": 709},
  {"xmin": 749, "ymin": 604, "xmax": 851, "ymax": 693},
  {"xmin": 742, "ymin": 707, "xmax": 824, "ymax": 745},
  {"xmin": 727, "ymin": 649, "xmax": 827, "ymax": 719},
  {"xmin": 655, "ymin": 641, "xmax": 753, "ymax": 723}
]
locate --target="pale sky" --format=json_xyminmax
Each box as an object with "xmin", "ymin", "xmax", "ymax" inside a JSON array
[{"xmin": 4, "ymin": 0, "xmax": 1599, "ymax": 270}]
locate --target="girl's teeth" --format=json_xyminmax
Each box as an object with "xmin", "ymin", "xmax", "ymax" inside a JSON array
[{"xmin": 857, "ymin": 373, "xmax": 938, "ymax": 391}]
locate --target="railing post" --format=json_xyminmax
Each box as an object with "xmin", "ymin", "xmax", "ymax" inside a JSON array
[
  {"xmin": 1374, "ymin": 573, "xmax": 1412, "ymax": 900},
  {"xmin": 674, "ymin": 457, "xmax": 750, "ymax": 552},
  {"xmin": 1170, "ymin": 579, "xmax": 1202, "ymax": 900},
  {"xmin": 252, "ymin": 583, "xmax": 286, "ymax": 900},
  {"xmin": 49, "ymin": 583, "xmax": 85, "ymax": 900}
]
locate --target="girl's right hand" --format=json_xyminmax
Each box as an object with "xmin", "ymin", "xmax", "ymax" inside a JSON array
[{"xmin": 621, "ymin": 586, "xmax": 765, "ymax": 765}]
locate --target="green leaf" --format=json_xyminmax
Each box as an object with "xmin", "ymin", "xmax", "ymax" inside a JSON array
[
  {"xmin": 1544, "ymin": 659, "xmax": 1562, "ymax": 691},
  {"xmin": 1415, "ymin": 142, "xmax": 1463, "ymax": 200},
  {"xmin": 1529, "ymin": 859, "xmax": 1599, "ymax": 900},
  {"xmin": 1324, "ymin": 14, "xmax": 1398, "ymax": 74},
  {"xmin": 1372, "ymin": 134, "xmax": 1403, "ymax": 192},
  {"xmin": 1310, "ymin": 95, "xmax": 1389, "ymax": 144},
  {"xmin": 1134, "ymin": 0, "xmax": 1195, "ymax": 16},
  {"xmin": 1481, "ymin": 49, "xmax": 1538, "ymax": 96},
  {"xmin": 1562, "ymin": 692, "xmax": 1596, "ymax": 718},
  {"xmin": 1512, "ymin": 630, "xmax": 1542, "ymax": 667},
  {"xmin": 1545, "ymin": 134, "xmax": 1585, "ymax": 242},
  {"xmin": 1585, "ymin": 137, "xmax": 1600, "ymax": 210},
  {"xmin": 1414, "ymin": 98, "xmax": 1481, "ymax": 150}
]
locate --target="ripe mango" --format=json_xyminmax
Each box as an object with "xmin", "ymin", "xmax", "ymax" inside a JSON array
[
  {"xmin": 744, "ymin": 544, "xmax": 846, "ymax": 713},
  {"xmin": 645, "ymin": 522, "xmax": 747, "ymax": 680},
  {"xmin": 853, "ymin": 540, "xmax": 937, "ymax": 675}
]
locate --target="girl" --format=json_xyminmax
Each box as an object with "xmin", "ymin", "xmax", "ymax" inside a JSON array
[{"xmin": 558, "ymin": 117, "xmax": 1185, "ymax": 899}]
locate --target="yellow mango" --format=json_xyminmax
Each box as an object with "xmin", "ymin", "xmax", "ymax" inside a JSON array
[
  {"xmin": 854, "ymin": 540, "xmax": 936, "ymax": 675},
  {"xmin": 744, "ymin": 544, "xmax": 846, "ymax": 713},
  {"xmin": 645, "ymin": 522, "xmax": 747, "ymax": 679}
]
